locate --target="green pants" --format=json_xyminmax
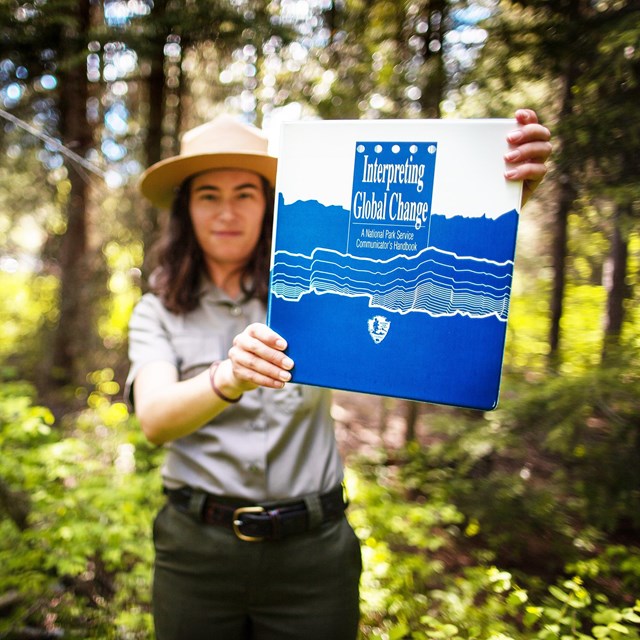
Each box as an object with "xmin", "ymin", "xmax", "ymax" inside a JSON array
[{"xmin": 152, "ymin": 502, "xmax": 362, "ymax": 640}]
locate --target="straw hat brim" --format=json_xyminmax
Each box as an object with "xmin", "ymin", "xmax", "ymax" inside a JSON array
[{"xmin": 139, "ymin": 151, "xmax": 278, "ymax": 209}]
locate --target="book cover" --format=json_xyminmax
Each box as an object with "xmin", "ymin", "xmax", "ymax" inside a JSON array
[{"xmin": 267, "ymin": 119, "xmax": 523, "ymax": 410}]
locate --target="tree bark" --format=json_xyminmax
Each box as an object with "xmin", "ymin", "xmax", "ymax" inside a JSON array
[
  {"xmin": 548, "ymin": 45, "xmax": 580, "ymax": 369},
  {"xmin": 405, "ymin": 400, "xmax": 419, "ymax": 443},
  {"xmin": 548, "ymin": 177, "xmax": 575, "ymax": 367},
  {"xmin": 140, "ymin": 0, "xmax": 168, "ymax": 271},
  {"xmin": 147, "ymin": 46, "xmax": 166, "ymax": 170},
  {"xmin": 418, "ymin": 0, "xmax": 446, "ymax": 119},
  {"xmin": 601, "ymin": 203, "xmax": 630, "ymax": 363},
  {"xmin": 49, "ymin": 0, "xmax": 93, "ymax": 387}
]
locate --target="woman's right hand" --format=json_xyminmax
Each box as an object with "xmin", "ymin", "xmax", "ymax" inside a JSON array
[
  {"xmin": 133, "ymin": 324, "xmax": 293, "ymax": 444},
  {"xmin": 134, "ymin": 323, "xmax": 293, "ymax": 445},
  {"xmin": 221, "ymin": 323, "xmax": 294, "ymax": 394}
]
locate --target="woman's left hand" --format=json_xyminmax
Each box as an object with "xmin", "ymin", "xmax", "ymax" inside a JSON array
[{"xmin": 504, "ymin": 109, "xmax": 552, "ymax": 206}]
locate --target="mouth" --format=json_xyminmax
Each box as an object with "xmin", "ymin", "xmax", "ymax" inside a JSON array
[{"xmin": 212, "ymin": 230, "xmax": 242, "ymax": 237}]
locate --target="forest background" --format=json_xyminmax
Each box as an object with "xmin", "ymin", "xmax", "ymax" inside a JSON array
[{"xmin": 0, "ymin": 0, "xmax": 639, "ymax": 638}]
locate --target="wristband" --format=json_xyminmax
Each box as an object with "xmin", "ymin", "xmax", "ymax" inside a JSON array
[{"xmin": 209, "ymin": 360, "xmax": 243, "ymax": 404}]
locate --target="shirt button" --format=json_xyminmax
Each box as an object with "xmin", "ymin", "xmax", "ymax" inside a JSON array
[
  {"xmin": 248, "ymin": 463, "xmax": 262, "ymax": 474},
  {"xmin": 229, "ymin": 306, "xmax": 242, "ymax": 317}
]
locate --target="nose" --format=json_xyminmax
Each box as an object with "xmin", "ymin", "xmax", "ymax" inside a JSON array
[{"xmin": 217, "ymin": 198, "xmax": 235, "ymax": 219}]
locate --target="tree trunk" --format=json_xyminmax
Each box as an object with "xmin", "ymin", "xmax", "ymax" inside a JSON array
[
  {"xmin": 147, "ymin": 47, "xmax": 166, "ymax": 170},
  {"xmin": 140, "ymin": 0, "xmax": 168, "ymax": 273},
  {"xmin": 405, "ymin": 400, "xmax": 419, "ymax": 443},
  {"xmin": 548, "ymin": 177, "xmax": 575, "ymax": 367},
  {"xmin": 548, "ymin": 46, "xmax": 580, "ymax": 369},
  {"xmin": 418, "ymin": 0, "xmax": 446, "ymax": 119},
  {"xmin": 601, "ymin": 202, "xmax": 630, "ymax": 363},
  {"xmin": 49, "ymin": 0, "xmax": 92, "ymax": 387}
]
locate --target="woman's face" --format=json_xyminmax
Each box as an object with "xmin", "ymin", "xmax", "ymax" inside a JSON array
[{"xmin": 189, "ymin": 169, "xmax": 267, "ymax": 279}]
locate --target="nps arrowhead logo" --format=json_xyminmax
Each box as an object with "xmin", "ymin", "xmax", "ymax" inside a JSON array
[{"xmin": 367, "ymin": 315, "xmax": 390, "ymax": 344}]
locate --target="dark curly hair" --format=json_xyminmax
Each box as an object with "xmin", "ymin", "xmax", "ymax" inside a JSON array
[{"xmin": 149, "ymin": 175, "xmax": 274, "ymax": 313}]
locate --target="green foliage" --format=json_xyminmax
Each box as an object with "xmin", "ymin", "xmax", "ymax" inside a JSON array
[
  {"xmin": 0, "ymin": 378, "xmax": 163, "ymax": 638},
  {"xmin": 0, "ymin": 271, "xmax": 58, "ymax": 373},
  {"xmin": 503, "ymin": 362, "xmax": 640, "ymax": 534},
  {"xmin": 0, "ymin": 365, "xmax": 638, "ymax": 638},
  {"xmin": 99, "ymin": 240, "xmax": 144, "ymax": 352},
  {"xmin": 383, "ymin": 359, "xmax": 640, "ymax": 576},
  {"xmin": 346, "ymin": 465, "xmax": 464, "ymax": 624},
  {"xmin": 385, "ymin": 402, "xmax": 579, "ymax": 574},
  {"xmin": 504, "ymin": 274, "xmax": 552, "ymax": 374},
  {"xmin": 349, "ymin": 463, "xmax": 640, "ymax": 640},
  {"xmin": 346, "ymin": 345, "xmax": 640, "ymax": 639},
  {"xmin": 0, "ymin": 0, "xmax": 638, "ymax": 636}
]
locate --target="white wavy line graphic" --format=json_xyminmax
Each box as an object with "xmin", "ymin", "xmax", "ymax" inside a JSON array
[
  {"xmin": 270, "ymin": 246, "xmax": 514, "ymax": 321},
  {"xmin": 276, "ymin": 245, "xmax": 514, "ymax": 267}
]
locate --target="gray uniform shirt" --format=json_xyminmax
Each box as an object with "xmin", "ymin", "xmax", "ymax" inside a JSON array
[{"xmin": 125, "ymin": 282, "xmax": 344, "ymax": 502}]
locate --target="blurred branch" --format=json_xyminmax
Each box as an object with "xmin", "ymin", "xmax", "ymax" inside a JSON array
[{"xmin": 0, "ymin": 107, "xmax": 105, "ymax": 180}]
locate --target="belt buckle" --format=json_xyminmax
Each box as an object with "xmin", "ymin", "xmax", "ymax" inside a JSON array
[{"xmin": 232, "ymin": 506, "xmax": 265, "ymax": 542}]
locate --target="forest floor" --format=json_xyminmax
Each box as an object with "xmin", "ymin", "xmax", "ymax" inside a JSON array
[{"xmin": 331, "ymin": 390, "xmax": 418, "ymax": 461}]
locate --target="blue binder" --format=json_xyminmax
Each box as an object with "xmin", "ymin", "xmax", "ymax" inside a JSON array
[{"xmin": 267, "ymin": 119, "xmax": 522, "ymax": 410}]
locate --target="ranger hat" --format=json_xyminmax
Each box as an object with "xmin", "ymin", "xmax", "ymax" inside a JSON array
[{"xmin": 139, "ymin": 115, "xmax": 277, "ymax": 208}]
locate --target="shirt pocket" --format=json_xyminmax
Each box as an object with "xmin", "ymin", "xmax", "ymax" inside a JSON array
[
  {"xmin": 270, "ymin": 383, "xmax": 322, "ymax": 415},
  {"xmin": 171, "ymin": 331, "xmax": 228, "ymax": 381}
]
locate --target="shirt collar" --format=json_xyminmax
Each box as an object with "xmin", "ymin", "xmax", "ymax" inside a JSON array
[{"xmin": 197, "ymin": 274, "xmax": 251, "ymax": 306}]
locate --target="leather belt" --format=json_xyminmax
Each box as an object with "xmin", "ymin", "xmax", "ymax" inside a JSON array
[{"xmin": 164, "ymin": 485, "xmax": 347, "ymax": 542}]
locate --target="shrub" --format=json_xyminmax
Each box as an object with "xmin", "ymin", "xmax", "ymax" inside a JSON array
[{"xmin": 0, "ymin": 378, "xmax": 162, "ymax": 638}]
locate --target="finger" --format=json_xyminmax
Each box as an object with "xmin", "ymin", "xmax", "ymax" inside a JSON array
[
  {"xmin": 507, "ymin": 124, "xmax": 551, "ymax": 147},
  {"xmin": 232, "ymin": 327, "xmax": 293, "ymax": 370},
  {"xmin": 519, "ymin": 123, "xmax": 551, "ymax": 144},
  {"xmin": 212, "ymin": 356, "xmax": 285, "ymax": 396},
  {"xmin": 514, "ymin": 108, "xmax": 539, "ymax": 125},
  {"xmin": 243, "ymin": 322, "xmax": 288, "ymax": 351},
  {"xmin": 505, "ymin": 141, "xmax": 553, "ymax": 165},
  {"xmin": 229, "ymin": 338, "xmax": 294, "ymax": 376},
  {"xmin": 228, "ymin": 358, "xmax": 291, "ymax": 389},
  {"xmin": 505, "ymin": 161, "xmax": 548, "ymax": 183}
]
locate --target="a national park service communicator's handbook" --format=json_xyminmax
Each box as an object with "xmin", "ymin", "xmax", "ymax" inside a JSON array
[{"xmin": 267, "ymin": 119, "xmax": 523, "ymax": 411}]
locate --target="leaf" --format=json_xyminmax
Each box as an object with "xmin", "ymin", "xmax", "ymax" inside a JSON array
[
  {"xmin": 388, "ymin": 622, "xmax": 410, "ymax": 640},
  {"xmin": 594, "ymin": 610, "xmax": 622, "ymax": 625},
  {"xmin": 549, "ymin": 586, "xmax": 569, "ymax": 603},
  {"xmin": 608, "ymin": 623, "xmax": 629, "ymax": 634},
  {"xmin": 507, "ymin": 589, "xmax": 529, "ymax": 607}
]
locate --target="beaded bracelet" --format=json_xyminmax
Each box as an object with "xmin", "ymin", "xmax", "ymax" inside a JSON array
[{"xmin": 208, "ymin": 360, "xmax": 243, "ymax": 404}]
